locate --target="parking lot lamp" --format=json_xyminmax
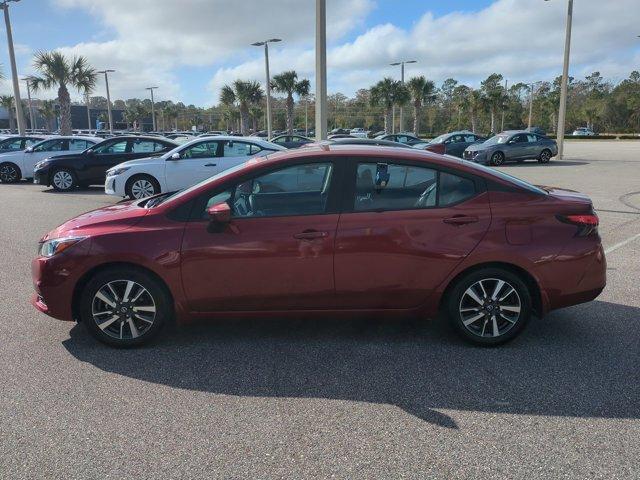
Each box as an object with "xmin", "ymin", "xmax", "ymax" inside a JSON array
[
  {"xmin": 315, "ymin": 0, "xmax": 327, "ymax": 140},
  {"xmin": 23, "ymin": 77, "xmax": 36, "ymax": 130},
  {"xmin": 252, "ymin": 38, "xmax": 281, "ymax": 139},
  {"xmin": 146, "ymin": 86, "xmax": 158, "ymax": 132},
  {"xmin": 546, "ymin": 0, "xmax": 573, "ymax": 159},
  {"xmin": 390, "ymin": 60, "xmax": 416, "ymax": 133},
  {"xmin": 97, "ymin": 70, "xmax": 115, "ymax": 134},
  {"xmin": 1, "ymin": 0, "xmax": 26, "ymax": 135}
]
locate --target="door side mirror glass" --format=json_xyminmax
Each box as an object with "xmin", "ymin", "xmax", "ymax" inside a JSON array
[{"xmin": 170, "ymin": 152, "xmax": 180, "ymax": 160}]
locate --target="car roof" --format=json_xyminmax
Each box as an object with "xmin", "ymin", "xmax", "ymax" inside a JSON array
[
  {"xmin": 98, "ymin": 135, "xmax": 178, "ymax": 144},
  {"xmin": 178, "ymin": 135, "xmax": 285, "ymax": 149}
]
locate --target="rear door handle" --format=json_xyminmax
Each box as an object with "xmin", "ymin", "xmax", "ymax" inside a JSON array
[
  {"xmin": 294, "ymin": 230, "xmax": 328, "ymax": 240},
  {"xmin": 204, "ymin": 163, "xmax": 217, "ymax": 167},
  {"xmin": 443, "ymin": 215, "xmax": 479, "ymax": 225}
]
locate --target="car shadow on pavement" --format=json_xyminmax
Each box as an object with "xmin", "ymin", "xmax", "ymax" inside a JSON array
[
  {"xmin": 62, "ymin": 300, "xmax": 640, "ymax": 429},
  {"xmin": 40, "ymin": 186, "xmax": 107, "ymax": 195},
  {"xmin": 500, "ymin": 160, "xmax": 590, "ymax": 168}
]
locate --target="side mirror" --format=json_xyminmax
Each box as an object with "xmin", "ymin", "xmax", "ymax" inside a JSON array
[
  {"xmin": 86, "ymin": 149, "xmax": 94, "ymax": 155},
  {"xmin": 207, "ymin": 202, "xmax": 231, "ymax": 224},
  {"xmin": 170, "ymin": 152, "xmax": 180, "ymax": 160},
  {"xmin": 25, "ymin": 147, "xmax": 34, "ymax": 153}
]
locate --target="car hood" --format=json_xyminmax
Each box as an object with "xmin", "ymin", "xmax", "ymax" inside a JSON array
[
  {"xmin": 42, "ymin": 201, "xmax": 149, "ymax": 241},
  {"xmin": 110, "ymin": 156, "xmax": 163, "ymax": 169},
  {"xmin": 465, "ymin": 143, "xmax": 491, "ymax": 152}
]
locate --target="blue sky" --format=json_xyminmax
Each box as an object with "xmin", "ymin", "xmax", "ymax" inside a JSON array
[{"xmin": 1, "ymin": 0, "xmax": 638, "ymax": 106}]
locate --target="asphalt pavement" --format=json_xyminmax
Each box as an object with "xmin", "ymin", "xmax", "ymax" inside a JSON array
[{"xmin": 0, "ymin": 141, "xmax": 638, "ymax": 479}]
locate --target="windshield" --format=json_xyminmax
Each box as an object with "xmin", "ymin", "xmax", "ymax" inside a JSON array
[
  {"xmin": 154, "ymin": 161, "xmax": 250, "ymax": 207},
  {"xmin": 483, "ymin": 134, "xmax": 510, "ymax": 146}
]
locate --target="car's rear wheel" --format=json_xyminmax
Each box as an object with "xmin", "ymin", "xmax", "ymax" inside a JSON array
[
  {"xmin": 490, "ymin": 151, "xmax": 505, "ymax": 166},
  {"xmin": 446, "ymin": 268, "xmax": 532, "ymax": 346},
  {"xmin": 0, "ymin": 162, "xmax": 21, "ymax": 183},
  {"xmin": 126, "ymin": 174, "xmax": 160, "ymax": 199},
  {"xmin": 80, "ymin": 267, "xmax": 171, "ymax": 347},
  {"xmin": 51, "ymin": 168, "xmax": 77, "ymax": 191},
  {"xmin": 538, "ymin": 149, "xmax": 552, "ymax": 164}
]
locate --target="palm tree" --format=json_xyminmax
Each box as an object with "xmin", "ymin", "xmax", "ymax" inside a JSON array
[
  {"xmin": 249, "ymin": 105, "xmax": 263, "ymax": 133},
  {"xmin": 38, "ymin": 99, "xmax": 57, "ymax": 131},
  {"xmin": 481, "ymin": 73, "xmax": 504, "ymax": 134},
  {"xmin": 406, "ymin": 76, "xmax": 436, "ymax": 136},
  {"xmin": 452, "ymin": 85, "xmax": 471, "ymax": 130},
  {"xmin": 467, "ymin": 89, "xmax": 485, "ymax": 134},
  {"xmin": 219, "ymin": 80, "xmax": 263, "ymax": 134},
  {"xmin": 0, "ymin": 95, "xmax": 15, "ymax": 131},
  {"xmin": 124, "ymin": 103, "xmax": 149, "ymax": 131},
  {"xmin": 370, "ymin": 78, "xmax": 410, "ymax": 133},
  {"xmin": 27, "ymin": 51, "xmax": 97, "ymax": 135},
  {"xmin": 270, "ymin": 71, "xmax": 310, "ymax": 134},
  {"xmin": 162, "ymin": 104, "xmax": 179, "ymax": 131}
]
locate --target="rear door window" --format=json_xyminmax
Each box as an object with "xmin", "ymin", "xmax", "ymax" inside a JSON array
[{"xmin": 439, "ymin": 172, "xmax": 476, "ymax": 206}]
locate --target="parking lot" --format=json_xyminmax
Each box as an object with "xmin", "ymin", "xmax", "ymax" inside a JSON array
[{"xmin": 1, "ymin": 141, "xmax": 639, "ymax": 479}]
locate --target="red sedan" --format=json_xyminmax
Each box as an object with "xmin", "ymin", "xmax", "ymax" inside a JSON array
[{"xmin": 31, "ymin": 145, "xmax": 606, "ymax": 347}]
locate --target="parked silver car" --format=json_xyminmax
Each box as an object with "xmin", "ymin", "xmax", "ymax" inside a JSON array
[{"xmin": 463, "ymin": 130, "xmax": 558, "ymax": 166}]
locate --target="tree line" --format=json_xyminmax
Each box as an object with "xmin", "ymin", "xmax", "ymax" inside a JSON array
[{"xmin": 2, "ymin": 53, "xmax": 640, "ymax": 136}]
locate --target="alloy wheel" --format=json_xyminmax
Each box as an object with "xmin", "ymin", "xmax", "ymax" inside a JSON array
[
  {"xmin": 458, "ymin": 278, "xmax": 521, "ymax": 338},
  {"xmin": 91, "ymin": 280, "xmax": 156, "ymax": 340},
  {"xmin": 131, "ymin": 179, "xmax": 155, "ymax": 198},
  {"xmin": 491, "ymin": 152, "xmax": 504, "ymax": 166},
  {"xmin": 540, "ymin": 150, "xmax": 551, "ymax": 163},
  {"xmin": 52, "ymin": 170, "xmax": 74, "ymax": 190},
  {"xmin": 0, "ymin": 164, "xmax": 19, "ymax": 182}
]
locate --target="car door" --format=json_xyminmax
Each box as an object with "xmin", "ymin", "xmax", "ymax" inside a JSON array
[
  {"xmin": 85, "ymin": 138, "xmax": 130, "ymax": 182},
  {"xmin": 22, "ymin": 138, "xmax": 68, "ymax": 177},
  {"xmin": 445, "ymin": 134, "xmax": 465, "ymax": 157},
  {"xmin": 180, "ymin": 159, "xmax": 341, "ymax": 311},
  {"xmin": 165, "ymin": 140, "xmax": 222, "ymax": 191},
  {"xmin": 505, "ymin": 134, "xmax": 528, "ymax": 160},
  {"xmin": 217, "ymin": 140, "xmax": 263, "ymax": 172},
  {"xmin": 333, "ymin": 159, "xmax": 491, "ymax": 309},
  {"xmin": 526, "ymin": 134, "xmax": 541, "ymax": 159}
]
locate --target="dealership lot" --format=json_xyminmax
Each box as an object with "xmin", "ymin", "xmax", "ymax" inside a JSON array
[{"xmin": 1, "ymin": 141, "xmax": 639, "ymax": 479}]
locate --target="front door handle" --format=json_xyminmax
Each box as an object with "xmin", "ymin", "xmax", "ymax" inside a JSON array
[
  {"xmin": 294, "ymin": 230, "xmax": 328, "ymax": 240},
  {"xmin": 204, "ymin": 163, "xmax": 217, "ymax": 167},
  {"xmin": 443, "ymin": 215, "xmax": 479, "ymax": 226}
]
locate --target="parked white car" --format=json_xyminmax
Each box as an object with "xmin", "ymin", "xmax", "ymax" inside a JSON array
[
  {"xmin": 105, "ymin": 135, "xmax": 286, "ymax": 199},
  {"xmin": 572, "ymin": 127, "xmax": 596, "ymax": 136},
  {"xmin": 0, "ymin": 135, "xmax": 100, "ymax": 183},
  {"xmin": 349, "ymin": 127, "xmax": 369, "ymax": 138}
]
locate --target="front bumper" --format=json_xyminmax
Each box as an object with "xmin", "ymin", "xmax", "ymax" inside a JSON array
[
  {"xmin": 105, "ymin": 175, "xmax": 121, "ymax": 196},
  {"xmin": 464, "ymin": 151, "xmax": 488, "ymax": 164},
  {"xmin": 31, "ymin": 239, "xmax": 92, "ymax": 322},
  {"xmin": 33, "ymin": 168, "xmax": 50, "ymax": 186}
]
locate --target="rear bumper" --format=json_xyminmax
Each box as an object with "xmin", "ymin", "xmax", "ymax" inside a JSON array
[{"xmin": 542, "ymin": 242, "xmax": 606, "ymax": 313}]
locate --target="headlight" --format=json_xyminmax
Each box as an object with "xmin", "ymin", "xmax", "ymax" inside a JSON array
[
  {"xmin": 38, "ymin": 236, "xmax": 86, "ymax": 257},
  {"xmin": 107, "ymin": 166, "xmax": 130, "ymax": 176},
  {"xmin": 34, "ymin": 160, "xmax": 49, "ymax": 171}
]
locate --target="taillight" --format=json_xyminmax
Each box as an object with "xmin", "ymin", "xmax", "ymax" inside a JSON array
[{"xmin": 556, "ymin": 212, "xmax": 599, "ymax": 236}]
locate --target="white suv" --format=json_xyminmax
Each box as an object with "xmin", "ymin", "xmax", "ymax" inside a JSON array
[{"xmin": 105, "ymin": 136, "xmax": 286, "ymax": 199}]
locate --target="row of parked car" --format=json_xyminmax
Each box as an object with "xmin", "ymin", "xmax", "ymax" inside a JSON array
[{"xmin": 0, "ymin": 127, "xmax": 558, "ymax": 200}]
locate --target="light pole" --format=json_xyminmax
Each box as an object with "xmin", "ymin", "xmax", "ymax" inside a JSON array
[
  {"xmin": 501, "ymin": 78, "xmax": 508, "ymax": 132},
  {"xmin": 390, "ymin": 59, "xmax": 416, "ymax": 133},
  {"xmin": 97, "ymin": 69, "xmax": 115, "ymax": 134},
  {"xmin": 23, "ymin": 77, "xmax": 36, "ymax": 130},
  {"xmin": 146, "ymin": 86, "xmax": 158, "ymax": 132},
  {"xmin": 1, "ymin": 0, "xmax": 26, "ymax": 135},
  {"xmin": 546, "ymin": 0, "xmax": 573, "ymax": 159},
  {"xmin": 315, "ymin": 0, "xmax": 327, "ymax": 140},
  {"xmin": 528, "ymin": 81, "xmax": 542, "ymax": 129},
  {"xmin": 251, "ymin": 38, "xmax": 281, "ymax": 139}
]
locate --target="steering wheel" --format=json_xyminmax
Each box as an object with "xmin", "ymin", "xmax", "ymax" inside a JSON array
[{"xmin": 414, "ymin": 183, "xmax": 437, "ymax": 208}]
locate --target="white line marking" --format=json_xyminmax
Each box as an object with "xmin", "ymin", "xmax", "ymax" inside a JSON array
[{"xmin": 604, "ymin": 233, "xmax": 640, "ymax": 254}]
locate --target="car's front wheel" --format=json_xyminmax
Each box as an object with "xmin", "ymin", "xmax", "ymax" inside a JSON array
[
  {"xmin": 446, "ymin": 268, "xmax": 532, "ymax": 346},
  {"xmin": 51, "ymin": 168, "xmax": 77, "ymax": 191},
  {"xmin": 126, "ymin": 174, "xmax": 160, "ymax": 199},
  {"xmin": 489, "ymin": 151, "xmax": 505, "ymax": 166},
  {"xmin": 538, "ymin": 149, "xmax": 552, "ymax": 164},
  {"xmin": 0, "ymin": 162, "xmax": 21, "ymax": 183},
  {"xmin": 80, "ymin": 267, "xmax": 171, "ymax": 347}
]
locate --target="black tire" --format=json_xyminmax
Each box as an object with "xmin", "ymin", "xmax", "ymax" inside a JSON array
[
  {"xmin": 538, "ymin": 149, "xmax": 552, "ymax": 164},
  {"xmin": 446, "ymin": 267, "xmax": 532, "ymax": 346},
  {"xmin": 126, "ymin": 174, "xmax": 160, "ymax": 199},
  {"xmin": 79, "ymin": 267, "xmax": 171, "ymax": 347},
  {"xmin": 489, "ymin": 151, "xmax": 505, "ymax": 166},
  {"xmin": 0, "ymin": 162, "xmax": 21, "ymax": 183},
  {"xmin": 50, "ymin": 168, "xmax": 77, "ymax": 191}
]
